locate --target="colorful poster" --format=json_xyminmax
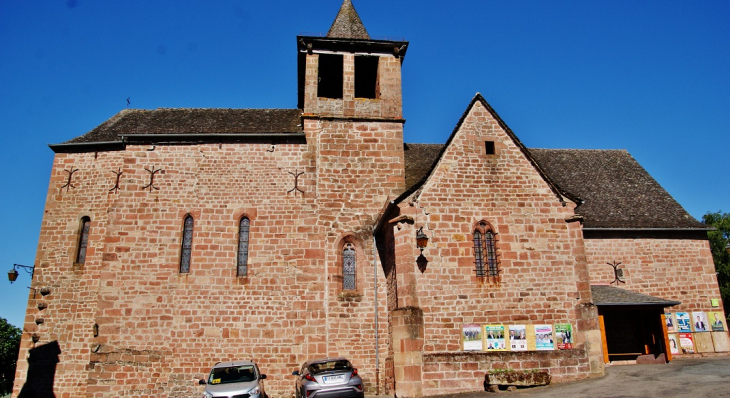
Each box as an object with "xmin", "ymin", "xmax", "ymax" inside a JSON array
[
  {"xmin": 484, "ymin": 324, "xmax": 506, "ymax": 351},
  {"xmin": 508, "ymin": 325, "xmax": 527, "ymax": 351},
  {"xmin": 678, "ymin": 333, "xmax": 695, "ymax": 354},
  {"xmin": 555, "ymin": 324, "xmax": 573, "ymax": 350},
  {"xmin": 534, "ymin": 324, "xmax": 554, "ymax": 351},
  {"xmin": 668, "ymin": 334, "xmax": 679, "ymax": 355},
  {"xmin": 709, "ymin": 312, "xmax": 727, "ymax": 332},
  {"xmin": 692, "ymin": 312, "xmax": 709, "ymax": 332},
  {"xmin": 665, "ymin": 312, "xmax": 676, "ymax": 333},
  {"xmin": 676, "ymin": 312, "xmax": 691, "ymax": 333},
  {"xmin": 462, "ymin": 324, "xmax": 483, "ymax": 351}
]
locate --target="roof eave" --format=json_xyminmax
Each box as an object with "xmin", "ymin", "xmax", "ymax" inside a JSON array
[{"xmin": 297, "ymin": 35, "xmax": 408, "ymax": 58}]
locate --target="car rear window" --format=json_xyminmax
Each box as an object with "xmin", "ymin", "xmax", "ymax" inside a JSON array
[
  {"xmin": 308, "ymin": 360, "xmax": 353, "ymax": 375},
  {"xmin": 209, "ymin": 365, "xmax": 257, "ymax": 384}
]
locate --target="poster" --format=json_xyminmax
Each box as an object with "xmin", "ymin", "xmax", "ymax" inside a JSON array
[
  {"xmin": 508, "ymin": 325, "xmax": 527, "ymax": 351},
  {"xmin": 708, "ymin": 311, "xmax": 727, "ymax": 332},
  {"xmin": 678, "ymin": 333, "xmax": 695, "ymax": 354},
  {"xmin": 555, "ymin": 324, "xmax": 573, "ymax": 350},
  {"xmin": 534, "ymin": 324, "xmax": 554, "ymax": 350},
  {"xmin": 665, "ymin": 312, "xmax": 676, "ymax": 333},
  {"xmin": 675, "ymin": 312, "xmax": 692, "ymax": 333},
  {"xmin": 484, "ymin": 324, "xmax": 506, "ymax": 351},
  {"xmin": 462, "ymin": 324, "xmax": 483, "ymax": 351},
  {"xmin": 692, "ymin": 312, "xmax": 709, "ymax": 332},
  {"xmin": 668, "ymin": 334, "xmax": 679, "ymax": 355}
]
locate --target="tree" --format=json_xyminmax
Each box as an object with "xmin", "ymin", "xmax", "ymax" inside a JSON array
[
  {"xmin": 0, "ymin": 317, "xmax": 22, "ymax": 396},
  {"xmin": 702, "ymin": 211, "xmax": 730, "ymax": 320}
]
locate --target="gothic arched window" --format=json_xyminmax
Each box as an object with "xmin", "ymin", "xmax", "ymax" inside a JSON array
[
  {"xmin": 473, "ymin": 222, "xmax": 498, "ymax": 277},
  {"xmin": 343, "ymin": 243, "xmax": 356, "ymax": 290},
  {"xmin": 76, "ymin": 216, "xmax": 91, "ymax": 264},
  {"xmin": 180, "ymin": 215, "xmax": 194, "ymax": 273},
  {"xmin": 237, "ymin": 217, "xmax": 250, "ymax": 277}
]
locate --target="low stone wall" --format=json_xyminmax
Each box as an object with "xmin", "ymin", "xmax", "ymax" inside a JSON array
[{"xmin": 421, "ymin": 349, "xmax": 597, "ymax": 396}]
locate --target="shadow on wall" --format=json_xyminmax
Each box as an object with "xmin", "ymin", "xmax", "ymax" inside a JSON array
[{"xmin": 18, "ymin": 341, "xmax": 60, "ymax": 398}]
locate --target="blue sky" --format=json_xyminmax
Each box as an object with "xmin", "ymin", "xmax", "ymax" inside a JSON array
[{"xmin": 0, "ymin": 0, "xmax": 728, "ymax": 327}]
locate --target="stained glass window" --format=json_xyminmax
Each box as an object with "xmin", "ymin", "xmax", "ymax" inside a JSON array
[
  {"xmin": 343, "ymin": 243, "xmax": 356, "ymax": 290},
  {"xmin": 237, "ymin": 217, "xmax": 250, "ymax": 277},
  {"xmin": 180, "ymin": 215, "xmax": 194, "ymax": 273},
  {"xmin": 76, "ymin": 217, "xmax": 91, "ymax": 264}
]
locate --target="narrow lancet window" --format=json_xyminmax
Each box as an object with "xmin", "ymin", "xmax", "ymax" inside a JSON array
[
  {"xmin": 473, "ymin": 222, "xmax": 499, "ymax": 278},
  {"xmin": 180, "ymin": 215, "xmax": 194, "ymax": 273},
  {"xmin": 343, "ymin": 243, "xmax": 356, "ymax": 290},
  {"xmin": 76, "ymin": 217, "xmax": 91, "ymax": 264},
  {"xmin": 237, "ymin": 217, "xmax": 250, "ymax": 277}
]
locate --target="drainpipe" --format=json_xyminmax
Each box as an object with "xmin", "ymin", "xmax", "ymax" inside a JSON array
[{"xmin": 373, "ymin": 236, "xmax": 380, "ymax": 395}]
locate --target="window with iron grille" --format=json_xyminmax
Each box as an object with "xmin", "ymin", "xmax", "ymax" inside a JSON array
[
  {"xmin": 237, "ymin": 217, "xmax": 250, "ymax": 277},
  {"xmin": 180, "ymin": 215, "xmax": 194, "ymax": 273},
  {"xmin": 343, "ymin": 243, "xmax": 356, "ymax": 290},
  {"xmin": 473, "ymin": 223, "xmax": 499, "ymax": 277},
  {"xmin": 76, "ymin": 217, "xmax": 91, "ymax": 264}
]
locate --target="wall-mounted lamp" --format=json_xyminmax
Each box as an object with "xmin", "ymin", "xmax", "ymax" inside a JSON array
[
  {"xmin": 416, "ymin": 227, "xmax": 429, "ymax": 253},
  {"xmin": 8, "ymin": 263, "xmax": 34, "ymax": 284}
]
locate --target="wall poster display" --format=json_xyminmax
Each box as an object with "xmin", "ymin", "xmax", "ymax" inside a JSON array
[
  {"xmin": 508, "ymin": 325, "xmax": 527, "ymax": 351},
  {"xmin": 534, "ymin": 324, "xmax": 554, "ymax": 350},
  {"xmin": 708, "ymin": 311, "xmax": 727, "ymax": 332},
  {"xmin": 555, "ymin": 324, "xmax": 573, "ymax": 350},
  {"xmin": 462, "ymin": 324, "xmax": 483, "ymax": 351},
  {"xmin": 678, "ymin": 333, "xmax": 696, "ymax": 354},
  {"xmin": 692, "ymin": 311, "xmax": 709, "ymax": 332},
  {"xmin": 668, "ymin": 334, "xmax": 680, "ymax": 355},
  {"xmin": 675, "ymin": 312, "xmax": 692, "ymax": 333},
  {"xmin": 665, "ymin": 312, "xmax": 676, "ymax": 333},
  {"xmin": 484, "ymin": 324, "xmax": 506, "ymax": 351}
]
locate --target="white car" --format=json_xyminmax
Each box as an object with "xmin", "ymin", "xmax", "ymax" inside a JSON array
[{"xmin": 199, "ymin": 360, "xmax": 267, "ymax": 398}]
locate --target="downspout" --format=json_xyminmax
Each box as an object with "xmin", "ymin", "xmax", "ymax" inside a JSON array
[{"xmin": 373, "ymin": 236, "xmax": 380, "ymax": 395}]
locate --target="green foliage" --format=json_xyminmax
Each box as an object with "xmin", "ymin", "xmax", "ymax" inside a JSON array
[
  {"xmin": 702, "ymin": 211, "xmax": 730, "ymax": 320},
  {"xmin": 0, "ymin": 317, "xmax": 22, "ymax": 395}
]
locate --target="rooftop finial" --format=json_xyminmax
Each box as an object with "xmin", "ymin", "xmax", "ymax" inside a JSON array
[{"xmin": 327, "ymin": 0, "xmax": 370, "ymax": 39}]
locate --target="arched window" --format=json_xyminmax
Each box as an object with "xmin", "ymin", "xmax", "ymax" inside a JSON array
[
  {"xmin": 473, "ymin": 222, "xmax": 498, "ymax": 277},
  {"xmin": 76, "ymin": 217, "xmax": 91, "ymax": 264},
  {"xmin": 180, "ymin": 215, "xmax": 194, "ymax": 273},
  {"xmin": 237, "ymin": 217, "xmax": 250, "ymax": 277},
  {"xmin": 343, "ymin": 243, "xmax": 356, "ymax": 290}
]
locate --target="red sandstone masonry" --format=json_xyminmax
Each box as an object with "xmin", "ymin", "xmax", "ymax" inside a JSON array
[
  {"xmin": 585, "ymin": 238, "xmax": 725, "ymax": 316},
  {"xmin": 383, "ymin": 100, "xmax": 603, "ymax": 397}
]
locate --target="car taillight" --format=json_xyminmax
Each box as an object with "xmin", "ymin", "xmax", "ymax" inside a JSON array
[
  {"xmin": 305, "ymin": 374, "xmax": 316, "ymax": 382},
  {"xmin": 351, "ymin": 368, "xmax": 358, "ymax": 377}
]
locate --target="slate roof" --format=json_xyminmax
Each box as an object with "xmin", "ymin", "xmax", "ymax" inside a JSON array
[
  {"xmin": 403, "ymin": 143, "xmax": 442, "ymax": 190},
  {"xmin": 327, "ymin": 0, "xmax": 370, "ymax": 40},
  {"xmin": 60, "ymin": 108, "xmax": 303, "ymax": 145},
  {"xmin": 528, "ymin": 149, "xmax": 705, "ymax": 229},
  {"xmin": 404, "ymin": 144, "xmax": 705, "ymax": 230},
  {"xmin": 590, "ymin": 285, "xmax": 680, "ymax": 307}
]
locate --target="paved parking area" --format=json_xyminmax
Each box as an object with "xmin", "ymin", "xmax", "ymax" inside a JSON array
[{"xmin": 404, "ymin": 356, "xmax": 730, "ymax": 398}]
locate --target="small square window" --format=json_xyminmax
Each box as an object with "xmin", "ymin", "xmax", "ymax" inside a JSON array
[{"xmin": 485, "ymin": 141, "xmax": 495, "ymax": 155}]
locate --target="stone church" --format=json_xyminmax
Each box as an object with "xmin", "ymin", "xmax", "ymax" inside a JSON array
[{"xmin": 13, "ymin": 1, "xmax": 727, "ymax": 397}]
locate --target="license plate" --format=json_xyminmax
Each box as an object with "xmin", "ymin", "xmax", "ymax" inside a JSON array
[{"xmin": 323, "ymin": 374, "xmax": 345, "ymax": 384}]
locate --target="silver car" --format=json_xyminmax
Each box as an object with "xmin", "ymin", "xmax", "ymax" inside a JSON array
[
  {"xmin": 292, "ymin": 357, "xmax": 364, "ymax": 398},
  {"xmin": 199, "ymin": 360, "xmax": 267, "ymax": 398}
]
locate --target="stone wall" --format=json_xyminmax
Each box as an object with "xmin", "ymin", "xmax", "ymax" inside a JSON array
[
  {"xmin": 584, "ymin": 234, "xmax": 723, "ymax": 314},
  {"xmin": 381, "ymin": 98, "xmax": 604, "ymax": 397},
  {"xmin": 422, "ymin": 350, "xmax": 592, "ymax": 396},
  {"xmin": 13, "ymin": 127, "xmax": 400, "ymax": 397}
]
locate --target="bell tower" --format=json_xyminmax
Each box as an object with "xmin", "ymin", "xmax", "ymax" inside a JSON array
[{"xmin": 297, "ymin": 0, "xmax": 408, "ymax": 120}]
